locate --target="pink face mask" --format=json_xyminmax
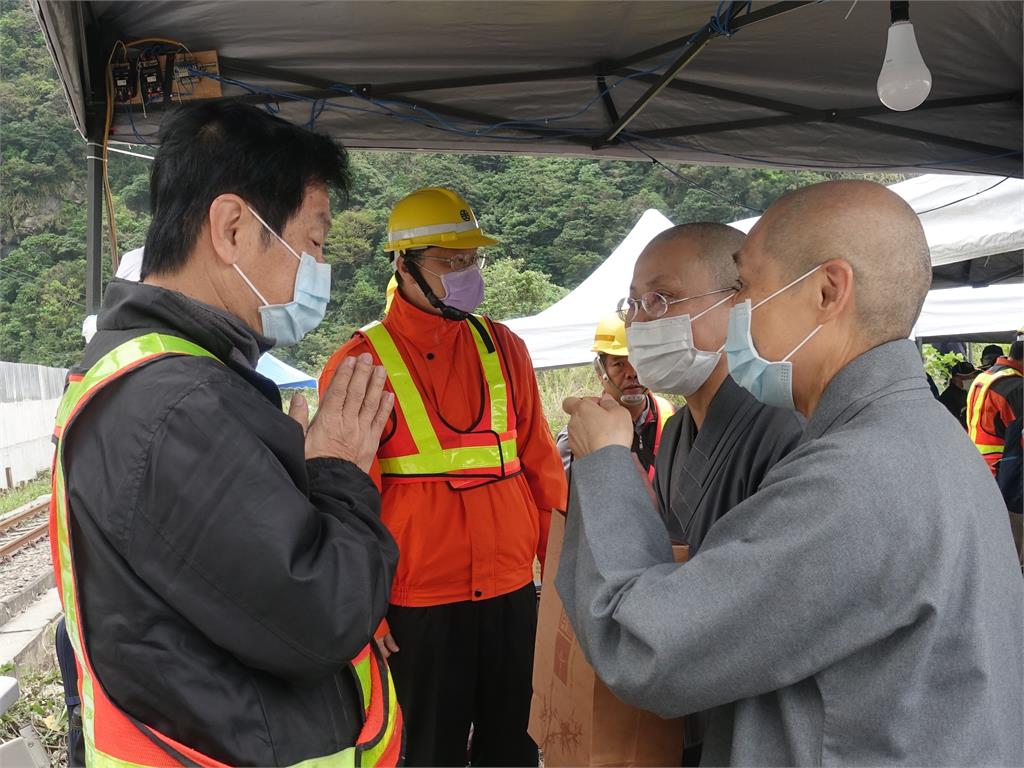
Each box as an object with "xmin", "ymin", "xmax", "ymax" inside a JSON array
[{"xmin": 420, "ymin": 263, "xmax": 485, "ymax": 313}]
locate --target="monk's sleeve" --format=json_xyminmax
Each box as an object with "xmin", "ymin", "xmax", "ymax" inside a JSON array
[{"xmin": 556, "ymin": 442, "xmax": 928, "ymax": 719}]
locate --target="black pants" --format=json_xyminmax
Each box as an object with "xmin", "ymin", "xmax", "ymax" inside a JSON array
[
  {"xmin": 55, "ymin": 619, "xmax": 85, "ymax": 767},
  {"xmin": 387, "ymin": 583, "xmax": 539, "ymax": 767}
]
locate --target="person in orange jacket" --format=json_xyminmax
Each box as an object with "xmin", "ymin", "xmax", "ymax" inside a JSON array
[
  {"xmin": 966, "ymin": 331, "xmax": 1023, "ymax": 475},
  {"xmin": 320, "ymin": 187, "xmax": 567, "ymax": 767}
]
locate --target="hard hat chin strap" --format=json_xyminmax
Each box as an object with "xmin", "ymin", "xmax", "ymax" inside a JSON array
[{"xmin": 402, "ymin": 253, "xmax": 469, "ymax": 321}]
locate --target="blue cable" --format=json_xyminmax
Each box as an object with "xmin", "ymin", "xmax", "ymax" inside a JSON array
[{"xmin": 126, "ymin": 106, "xmax": 156, "ymax": 146}]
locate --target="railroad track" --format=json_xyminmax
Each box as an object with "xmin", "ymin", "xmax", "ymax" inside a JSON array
[{"xmin": 0, "ymin": 497, "xmax": 50, "ymax": 559}]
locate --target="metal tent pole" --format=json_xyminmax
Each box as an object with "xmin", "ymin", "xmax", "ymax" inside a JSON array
[{"xmin": 85, "ymin": 139, "xmax": 104, "ymax": 314}]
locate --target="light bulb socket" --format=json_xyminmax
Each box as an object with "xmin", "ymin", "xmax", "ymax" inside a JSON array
[{"xmin": 890, "ymin": 1, "xmax": 910, "ymax": 24}]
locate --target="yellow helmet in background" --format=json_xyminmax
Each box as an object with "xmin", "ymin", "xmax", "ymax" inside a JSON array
[
  {"xmin": 591, "ymin": 313, "xmax": 629, "ymax": 356},
  {"xmin": 385, "ymin": 187, "xmax": 498, "ymax": 252}
]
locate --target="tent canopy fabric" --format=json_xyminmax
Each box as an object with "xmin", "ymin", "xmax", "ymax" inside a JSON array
[
  {"xmin": 255, "ymin": 354, "xmax": 317, "ymax": 389},
  {"xmin": 31, "ymin": 0, "xmax": 1022, "ymax": 175}
]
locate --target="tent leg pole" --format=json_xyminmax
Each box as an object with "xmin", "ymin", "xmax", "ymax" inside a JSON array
[{"xmin": 85, "ymin": 140, "xmax": 104, "ymax": 314}]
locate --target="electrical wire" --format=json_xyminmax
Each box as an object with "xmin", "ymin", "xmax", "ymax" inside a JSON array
[
  {"xmin": 913, "ymin": 177, "xmax": 1010, "ymax": 215},
  {"xmin": 172, "ymin": 1, "xmax": 745, "ymax": 142},
  {"xmin": 103, "ymin": 37, "xmax": 191, "ymax": 270},
  {"xmin": 106, "ymin": 146, "xmax": 157, "ymax": 161},
  {"xmin": 624, "ymin": 139, "xmax": 764, "ymax": 213},
  {"xmin": 0, "ymin": 266, "xmax": 89, "ymax": 310},
  {"xmin": 106, "ymin": 1, "xmax": 1013, "ymax": 181}
]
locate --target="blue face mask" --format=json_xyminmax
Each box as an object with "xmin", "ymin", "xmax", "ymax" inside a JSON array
[
  {"xmin": 234, "ymin": 207, "xmax": 331, "ymax": 347},
  {"xmin": 724, "ymin": 264, "xmax": 824, "ymax": 410}
]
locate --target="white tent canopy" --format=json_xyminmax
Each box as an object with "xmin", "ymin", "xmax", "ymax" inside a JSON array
[
  {"xmin": 505, "ymin": 209, "xmax": 673, "ymax": 369},
  {"xmin": 730, "ymin": 173, "xmax": 1024, "ymax": 288},
  {"xmin": 509, "ymin": 174, "xmax": 1024, "ymax": 369},
  {"xmin": 913, "ymin": 284, "xmax": 1024, "ymax": 344}
]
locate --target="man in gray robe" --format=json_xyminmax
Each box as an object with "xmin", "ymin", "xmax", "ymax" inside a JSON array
[
  {"xmin": 557, "ymin": 180, "xmax": 1024, "ymax": 766},
  {"xmin": 624, "ymin": 224, "xmax": 804, "ymax": 551}
]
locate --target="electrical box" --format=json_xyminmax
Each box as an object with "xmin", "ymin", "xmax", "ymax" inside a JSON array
[
  {"xmin": 111, "ymin": 60, "xmax": 136, "ymax": 102},
  {"xmin": 128, "ymin": 49, "xmax": 221, "ymax": 105}
]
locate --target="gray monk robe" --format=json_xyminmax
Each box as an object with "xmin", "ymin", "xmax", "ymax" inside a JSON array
[
  {"xmin": 654, "ymin": 375, "xmax": 803, "ymax": 552},
  {"xmin": 556, "ymin": 340, "xmax": 1024, "ymax": 766}
]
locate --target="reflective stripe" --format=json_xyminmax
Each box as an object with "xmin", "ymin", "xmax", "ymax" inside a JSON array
[
  {"xmin": 363, "ymin": 318, "xmax": 519, "ymax": 478},
  {"xmin": 53, "ymin": 333, "xmax": 401, "ymax": 767},
  {"xmin": 648, "ymin": 395, "xmax": 674, "ymax": 481},
  {"xmin": 379, "ymin": 439, "xmax": 518, "ymax": 476},
  {"xmin": 653, "ymin": 395, "xmax": 674, "ymax": 430},
  {"xmin": 53, "ymin": 334, "xmax": 220, "ymax": 767},
  {"xmin": 978, "ymin": 444, "xmax": 1005, "ymax": 455},
  {"xmin": 388, "ymin": 218, "xmax": 478, "ymax": 243},
  {"xmin": 352, "ymin": 646, "xmax": 373, "ymax": 712},
  {"xmin": 968, "ymin": 367, "xmax": 1021, "ymax": 446}
]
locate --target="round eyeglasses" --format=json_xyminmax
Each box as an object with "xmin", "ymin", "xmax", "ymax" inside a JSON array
[{"xmin": 616, "ymin": 287, "xmax": 735, "ymax": 322}]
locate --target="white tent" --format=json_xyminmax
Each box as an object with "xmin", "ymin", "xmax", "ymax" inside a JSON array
[
  {"xmin": 913, "ymin": 284, "xmax": 1024, "ymax": 343},
  {"xmin": 509, "ymin": 174, "xmax": 1024, "ymax": 369},
  {"xmin": 731, "ymin": 173, "xmax": 1024, "ymax": 287},
  {"xmin": 504, "ymin": 209, "xmax": 673, "ymax": 369}
]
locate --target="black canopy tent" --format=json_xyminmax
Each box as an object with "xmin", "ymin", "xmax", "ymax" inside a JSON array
[{"xmin": 29, "ymin": 0, "xmax": 1024, "ymax": 312}]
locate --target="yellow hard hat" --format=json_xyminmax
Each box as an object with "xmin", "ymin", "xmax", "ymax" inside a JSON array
[
  {"xmin": 385, "ymin": 187, "xmax": 498, "ymax": 252},
  {"xmin": 591, "ymin": 313, "xmax": 629, "ymax": 356},
  {"xmin": 384, "ymin": 275, "xmax": 398, "ymax": 313}
]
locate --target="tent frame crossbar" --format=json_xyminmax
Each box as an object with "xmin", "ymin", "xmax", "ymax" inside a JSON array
[
  {"xmin": 629, "ymin": 85, "xmax": 1021, "ymax": 158},
  {"xmin": 592, "ymin": 1, "xmax": 815, "ymax": 147}
]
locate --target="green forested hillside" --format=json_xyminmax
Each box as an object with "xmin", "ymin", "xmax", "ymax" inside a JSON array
[{"xmin": 0, "ymin": 0, "xmax": 900, "ymax": 373}]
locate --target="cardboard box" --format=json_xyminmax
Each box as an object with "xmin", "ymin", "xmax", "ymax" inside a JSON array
[{"xmin": 529, "ymin": 512, "xmax": 687, "ymax": 766}]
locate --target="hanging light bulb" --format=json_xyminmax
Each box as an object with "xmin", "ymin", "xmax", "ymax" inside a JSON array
[{"xmin": 876, "ymin": 1, "xmax": 932, "ymax": 111}]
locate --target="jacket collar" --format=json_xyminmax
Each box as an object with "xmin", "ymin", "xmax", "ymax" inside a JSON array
[
  {"xmin": 993, "ymin": 356, "xmax": 1023, "ymax": 374},
  {"xmin": 803, "ymin": 339, "xmax": 929, "ymax": 443},
  {"xmin": 97, "ymin": 279, "xmax": 273, "ymax": 368},
  {"xmin": 383, "ymin": 288, "xmax": 468, "ymax": 347}
]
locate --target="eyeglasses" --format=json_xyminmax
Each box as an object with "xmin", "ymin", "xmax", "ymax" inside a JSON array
[
  {"xmin": 414, "ymin": 253, "xmax": 486, "ymax": 272},
  {"xmin": 616, "ymin": 288, "xmax": 735, "ymax": 322}
]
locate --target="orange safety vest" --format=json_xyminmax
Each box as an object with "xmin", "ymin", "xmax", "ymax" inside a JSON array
[
  {"xmin": 356, "ymin": 317, "xmax": 520, "ymax": 487},
  {"xmin": 647, "ymin": 394, "xmax": 675, "ymax": 481},
  {"xmin": 49, "ymin": 333, "xmax": 403, "ymax": 767},
  {"xmin": 967, "ymin": 365, "xmax": 1022, "ymax": 463}
]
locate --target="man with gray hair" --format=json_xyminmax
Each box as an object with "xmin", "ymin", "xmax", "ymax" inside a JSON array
[{"xmin": 558, "ymin": 180, "xmax": 1024, "ymax": 766}]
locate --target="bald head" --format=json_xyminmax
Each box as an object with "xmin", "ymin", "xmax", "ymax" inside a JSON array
[
  {"xmin": 757, "ymin": 180, "xmax": 930, "ymax": 344},
  {"xmin": 642, "ymin": 222, "xmax": 745, "ymax": 288}
]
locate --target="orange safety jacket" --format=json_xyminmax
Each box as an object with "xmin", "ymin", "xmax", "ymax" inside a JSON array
[
  {"xmin": 647, "ymin": 394, "xmax": 675, "ymax": 481},
  {"xmin": 50, "ymin": 333, "xmax": 403, "ymax": 768},
  {"xmin": 356, "ymin": 316, "xmax": 520, "ymax": 487},
  {"xmin": 320, "ymin": 292, "xmax": 567, "ymax": 608},
  {"xmin": 967, "ymin": 359, "xmax": 1023, "ymax": 475}
]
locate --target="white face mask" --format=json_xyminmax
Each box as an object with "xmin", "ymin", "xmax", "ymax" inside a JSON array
[{"xmin": 626, "ymin": 292, "xmax": 734, "ymax": 396}]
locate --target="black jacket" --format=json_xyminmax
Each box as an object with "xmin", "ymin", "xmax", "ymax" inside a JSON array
[{"xmin": 62, "ymin": 280, "xmax": 398, "ymax": 765}]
